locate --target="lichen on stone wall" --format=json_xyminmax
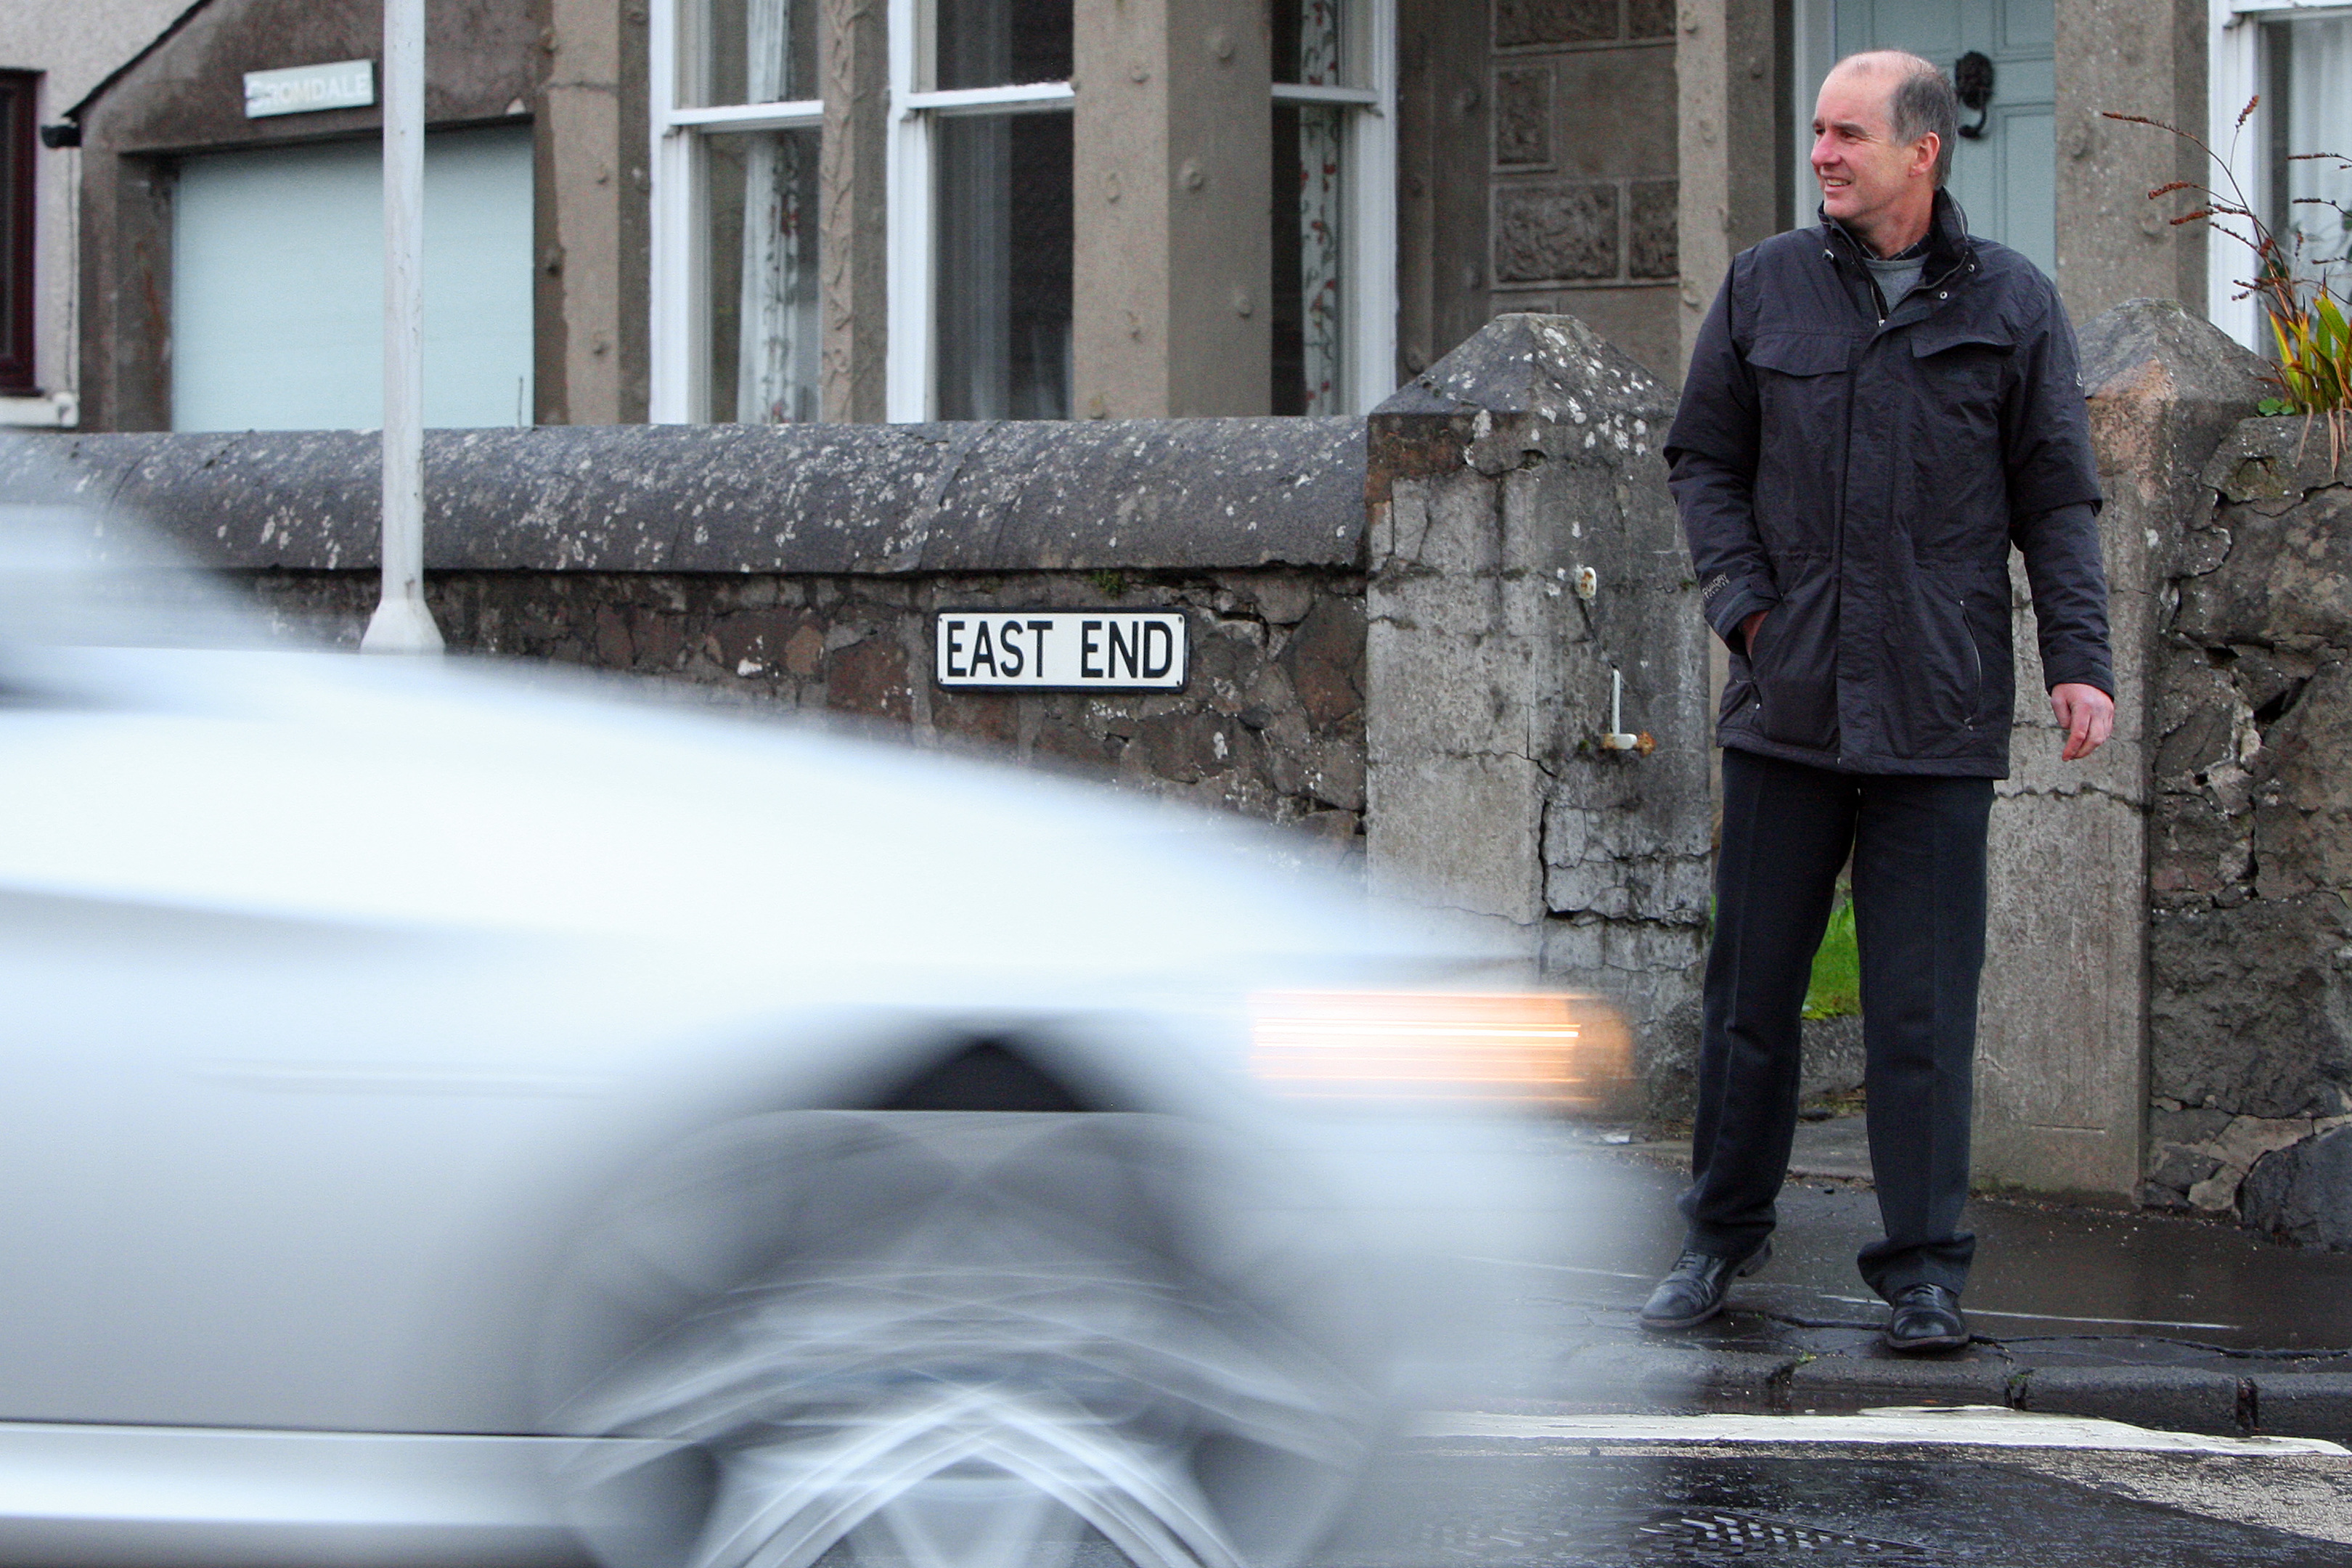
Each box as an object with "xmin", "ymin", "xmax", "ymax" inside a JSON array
[{"xmin": 2143, "ymin": 419, "xmax": 2352, "ymax": 1225}]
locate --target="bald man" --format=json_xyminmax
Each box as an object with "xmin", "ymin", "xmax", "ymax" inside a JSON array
[{"xmin": 1650, "ymin": 52, "xmax": 2112, "ymax": 1352}]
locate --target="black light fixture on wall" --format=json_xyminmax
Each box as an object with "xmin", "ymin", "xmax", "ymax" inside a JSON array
[{"xmin": 1956, "ymin": 51, "xmax": 1995, "ymax": 139}]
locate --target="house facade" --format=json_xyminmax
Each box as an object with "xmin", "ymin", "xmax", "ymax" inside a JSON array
[{"xmin": 17, "ymin": 0, "xmax": 2339, "ymax": 437}]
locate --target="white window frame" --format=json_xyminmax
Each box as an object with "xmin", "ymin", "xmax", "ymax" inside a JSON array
[
  {"xmin": 883, "ymin": 0, "xmax": 1076, "ymax": 422},
  {"xmin": 648, "ymin": 0, "xmax": 825, "ymax": 422},
  {"xmin": 1270, "ymin": 0, "xmax": 1396, "ymax": 415},
  {"xmin": 2208, "ymin": 0, "xmax": 2352, "ymax": 350}
]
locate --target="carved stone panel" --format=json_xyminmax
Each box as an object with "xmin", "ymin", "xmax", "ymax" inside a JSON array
[
  {"xmin": 1627, "ymin": 179, "xmax": 1679, "ymax": 277},
  {"xmin": 1494, "ymin": 0, "xmax": 1620, "ymax": 48},
  {"xmin": 1494, "ymin": 66, "xmax": 1554, "ymax": 166},
  {"xmin": 1494, "ymin": 182, "xmax": 1619, "ymax": 282}
]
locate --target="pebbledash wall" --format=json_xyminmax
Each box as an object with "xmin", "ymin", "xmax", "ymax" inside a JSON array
[{"xmin": 20, "ymin": 314, "xmax": 1718, "ymax": 1112}]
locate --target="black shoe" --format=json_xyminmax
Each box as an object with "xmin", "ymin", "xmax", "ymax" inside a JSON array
[
  {"xmin": 1638, "ymin": 1241, "xmax": 1772, "ymax": 1331},
  {"xmin": 1884, "ymin": 1283, "xmax": 1969, "ymax": 1353}
]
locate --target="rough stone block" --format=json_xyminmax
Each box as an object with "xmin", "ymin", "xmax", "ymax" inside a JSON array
[
  {"xmin": 1625, "ymin": 0, "xmax": 1674, "ymax": 36},
  {"xmin": 1543, "ymin": 916, "xmax": 1606, "ymax": 973},
  {"xmin": 1402, "ymin": 473, "xmax": 1504, "ymax": 576},
  {"xmin": 1275, "ymin": 596, "xmax": 1365, "ymax": 732},
  {"xmin": 1493, "ymin": 66, "xmax": 1552, "ymax": 167},
  {"xmin": 2014, "ymin": 1365, "xmax": 2247, "ymax": 1436},
  {"xmin": 1494, "ymin": 0, "xmax": 1618, "ymax": 48},
  {"xmin": 1365, "ymin": 754, "xmax": 1544, "ymax": 924},
  {"xmin": 1975, "ymin": 787, "xmax": 2147, "ymax": 1199},
  {"xmin": 2250, "ymin": 1371, "xmax": 2352, "ymax": 1438},
  {"xmin": 2149, "ymin": 896, "xmax": 2352, "ymax": 1120},
  {"xmin": 2242, "ymin": 1125, "xmax": 2352, "ymax": 1249},
  {"xmin": 1786, "ymin": 1347, "xmax": 2012, "ymax": 1409},
  {"xmin": 1267, "ymin": 735, "xmax": 1366, "ymax": 813},
  {"xmin": 2149, "ymin": 791, "xmax": 2251, "ymax": 902},
  {"xmin": 1627, "ymin": 180, "xmax": 1678, "ymax": 278},
  {"xmin": 1800, "ymin": 1015, "xmax": 1866, "ymax": 1100},
  {"xmin": 1494, "ymin": 182, "xmax": 1619, "ymax": 284},
  {"xmin": 822, "ymin": 633, "xmax": 911, "ymax": 722},
  {"xmin": 1382, "ymin": 568, "xmax": 1506, "ymax": 639},
  {"xmin": 1364, "ymin": 625, "xmax": 1541, "ymax": 761}
]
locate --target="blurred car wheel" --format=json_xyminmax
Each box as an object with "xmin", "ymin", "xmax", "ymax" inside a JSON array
[{"xmin": 542, "ymin": 1072, "xmax": 1390, "ymax": 1568}]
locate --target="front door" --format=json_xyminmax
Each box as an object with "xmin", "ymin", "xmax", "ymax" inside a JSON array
[{"xmin": 1796, "ymin": 0, "xmax": 2057, "ymax": 280}]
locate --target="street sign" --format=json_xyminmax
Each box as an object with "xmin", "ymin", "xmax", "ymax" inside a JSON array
[
  {"xmin": 934, "ymin": 610, "xmax": 1188, "ymax": 691},
  {"xmin": 245, "ymin": 60, "xmax": 376, "ymax": 119}
]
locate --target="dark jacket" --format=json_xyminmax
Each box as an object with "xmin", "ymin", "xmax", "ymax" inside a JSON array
[{"xmin": 1665, "ymin": 191, "xmax": 2110, "ymax": 777}]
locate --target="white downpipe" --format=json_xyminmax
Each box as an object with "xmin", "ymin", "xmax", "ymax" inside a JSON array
[{"xmin": 364, "ymin": 0, "xmax": 444, "ymax": 654}]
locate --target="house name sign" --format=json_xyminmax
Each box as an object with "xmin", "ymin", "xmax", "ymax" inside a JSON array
[{"xmin": 245, "ymin": 60, "xmax": 377, "ymax": 119}]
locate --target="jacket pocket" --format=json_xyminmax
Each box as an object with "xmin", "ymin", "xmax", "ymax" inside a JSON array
[
  {"xmin": 1747, "ymin": 568, "xmax": 1840, "ymax": 752},
  {"xmin": 1747, "ymin": 335, "xmax": 1853, "ymax": 557},
  {"xmin": 1881, "ymin": 568, "xmax": 1990, "ymax": 758},
  {"xmin": 1908, "ymin": 325, "xmax": 2014, "ymax": 429}
]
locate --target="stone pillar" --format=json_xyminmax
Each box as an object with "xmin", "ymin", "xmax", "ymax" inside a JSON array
[
  {"xmin": 537, "ymin": 0, "xmax": 650, "ymax": 424},
  {"xmin": 1674, "ymin": 0, "xmax": 1781, "ymax": 380},
  {"xmin": 1365, "ymin": 314, "xmax": 1712, "ymax": 1103},
  {"xmin": 1071, "ymin": 0, "xmax": 1270, "ymax": 419},
  {"xmin": 1971, "ymin": 298, "xmax": 2266, "ymax": 1201},
  {"xmin": 2052, "ymin": 0, "xmax": 2208, "ymax": 327},
  {"xmin": 818, "ymin": 0, "xmax": 889, "ymax": 422}
]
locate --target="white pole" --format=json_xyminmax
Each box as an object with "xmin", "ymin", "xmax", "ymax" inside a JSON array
[{"xmin": 362, "ymin": 0, "xmax": 444, "ymax": 654}]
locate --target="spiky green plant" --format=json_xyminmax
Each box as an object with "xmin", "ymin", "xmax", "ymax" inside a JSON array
[{"xmin": 2105, "ymin": 99, "xmax": 2351, "ymax": 465}]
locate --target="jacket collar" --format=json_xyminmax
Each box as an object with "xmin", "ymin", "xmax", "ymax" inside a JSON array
[{"xmin": 1818, "ymin": 187, "xmax": 1974, "ymax": 280}]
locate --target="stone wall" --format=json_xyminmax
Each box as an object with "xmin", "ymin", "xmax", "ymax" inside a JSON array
[
  {"xmin": 2144, "ymin": 417, "xmax": 2352, "ymax": 1228},
  {"xmin": 1366, "ymin": 314, "xmax": 1712, "ymax": 1108},
  {"xmin": 244, "ymin": 565, "xmax": 1368, "ymax": 854}
]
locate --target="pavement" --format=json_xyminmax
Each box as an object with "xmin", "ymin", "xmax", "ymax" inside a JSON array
[{"xmin": 1436, "ymin": 1113, "xmax": 2352, "ymax": 1445}]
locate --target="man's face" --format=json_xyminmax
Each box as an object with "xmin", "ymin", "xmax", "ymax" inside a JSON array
[{"xmin": 1810, "ymin": 65, "xmax": 1933, "ymax": 233}]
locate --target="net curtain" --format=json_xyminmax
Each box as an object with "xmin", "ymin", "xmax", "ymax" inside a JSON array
[{"xmin": 737, "ymin": 0, "xmax": 814, "ymax": 423}]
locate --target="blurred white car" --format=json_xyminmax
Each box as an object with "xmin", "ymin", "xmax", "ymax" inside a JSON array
[{"xmin": 0, "ymin": 483, "xmax": 1627, "ymax": 1568}]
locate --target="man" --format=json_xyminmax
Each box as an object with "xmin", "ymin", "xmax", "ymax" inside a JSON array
[{"xmin": 1648, "ymin": 51, "xmax": 2113, "ymax": 1352}]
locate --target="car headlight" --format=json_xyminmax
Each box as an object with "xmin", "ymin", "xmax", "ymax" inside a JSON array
[{"xmin": 1247, "ymin": 989, "xmax": 1636, "ymax": 1116}]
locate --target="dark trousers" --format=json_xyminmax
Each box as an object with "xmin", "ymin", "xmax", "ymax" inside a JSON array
[{"xmin": 1680, "ymin": 747, "xmax": 1995, "ymax": 1299}]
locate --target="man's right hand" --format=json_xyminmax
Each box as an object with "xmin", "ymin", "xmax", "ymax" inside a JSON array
[{"xmin": 1740, "ymin": 609, "xmax": 1767, "ymax": 656}]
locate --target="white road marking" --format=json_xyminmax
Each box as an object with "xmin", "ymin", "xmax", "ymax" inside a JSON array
[
  {"xmin": 1470, "ymin": 1262, "xmax": 2245, "ymax": 1334},
  {"xmin": 1414, "ymin": 1406, "xmax": 2348, "ymax": 1455},
  {"xmin": 1459, "ymin": 1256, "xmax": 1653, "ymax": 1282},
  {"xmin": 1813, "ymin": 1293, "xmax": 2239, "ymax": 1331}
]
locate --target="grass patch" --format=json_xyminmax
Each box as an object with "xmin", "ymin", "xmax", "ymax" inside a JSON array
[{"xmin": 1803, "ymin": 897, "xmax": 1861, "ymax": 1019}]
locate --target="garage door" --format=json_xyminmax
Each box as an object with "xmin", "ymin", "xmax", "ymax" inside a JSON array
[{"xmin": 171, "ymin": 124, "xmax": 533, "ymax": 432}]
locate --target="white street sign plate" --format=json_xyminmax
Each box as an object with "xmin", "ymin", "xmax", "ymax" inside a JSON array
[
  {"xmin": 245, "ymin": 60, "xmax": 377, "ymax": 119},
  {"xmin": 934, "ymin": 611, "xmax": 1188, "ymax": 691}
]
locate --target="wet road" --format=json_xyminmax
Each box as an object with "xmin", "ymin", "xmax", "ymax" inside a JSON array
[
  {"xmin": 1319, "ymin": 1441, "xmax": 2352, "ymax": 1566},
  {"xmin": 1281, "ymin": 1120, "xmax": 2352, "ymax": 1565},
  {"xmin": 1373, "ymin": 1119, "xmax": 2352, "ymax": 1353}
]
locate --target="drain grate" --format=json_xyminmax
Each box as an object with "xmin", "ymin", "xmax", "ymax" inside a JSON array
[{"xmin": 1632, "ymin": 1508, "xmax": 1931, "ymax": 1559}]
